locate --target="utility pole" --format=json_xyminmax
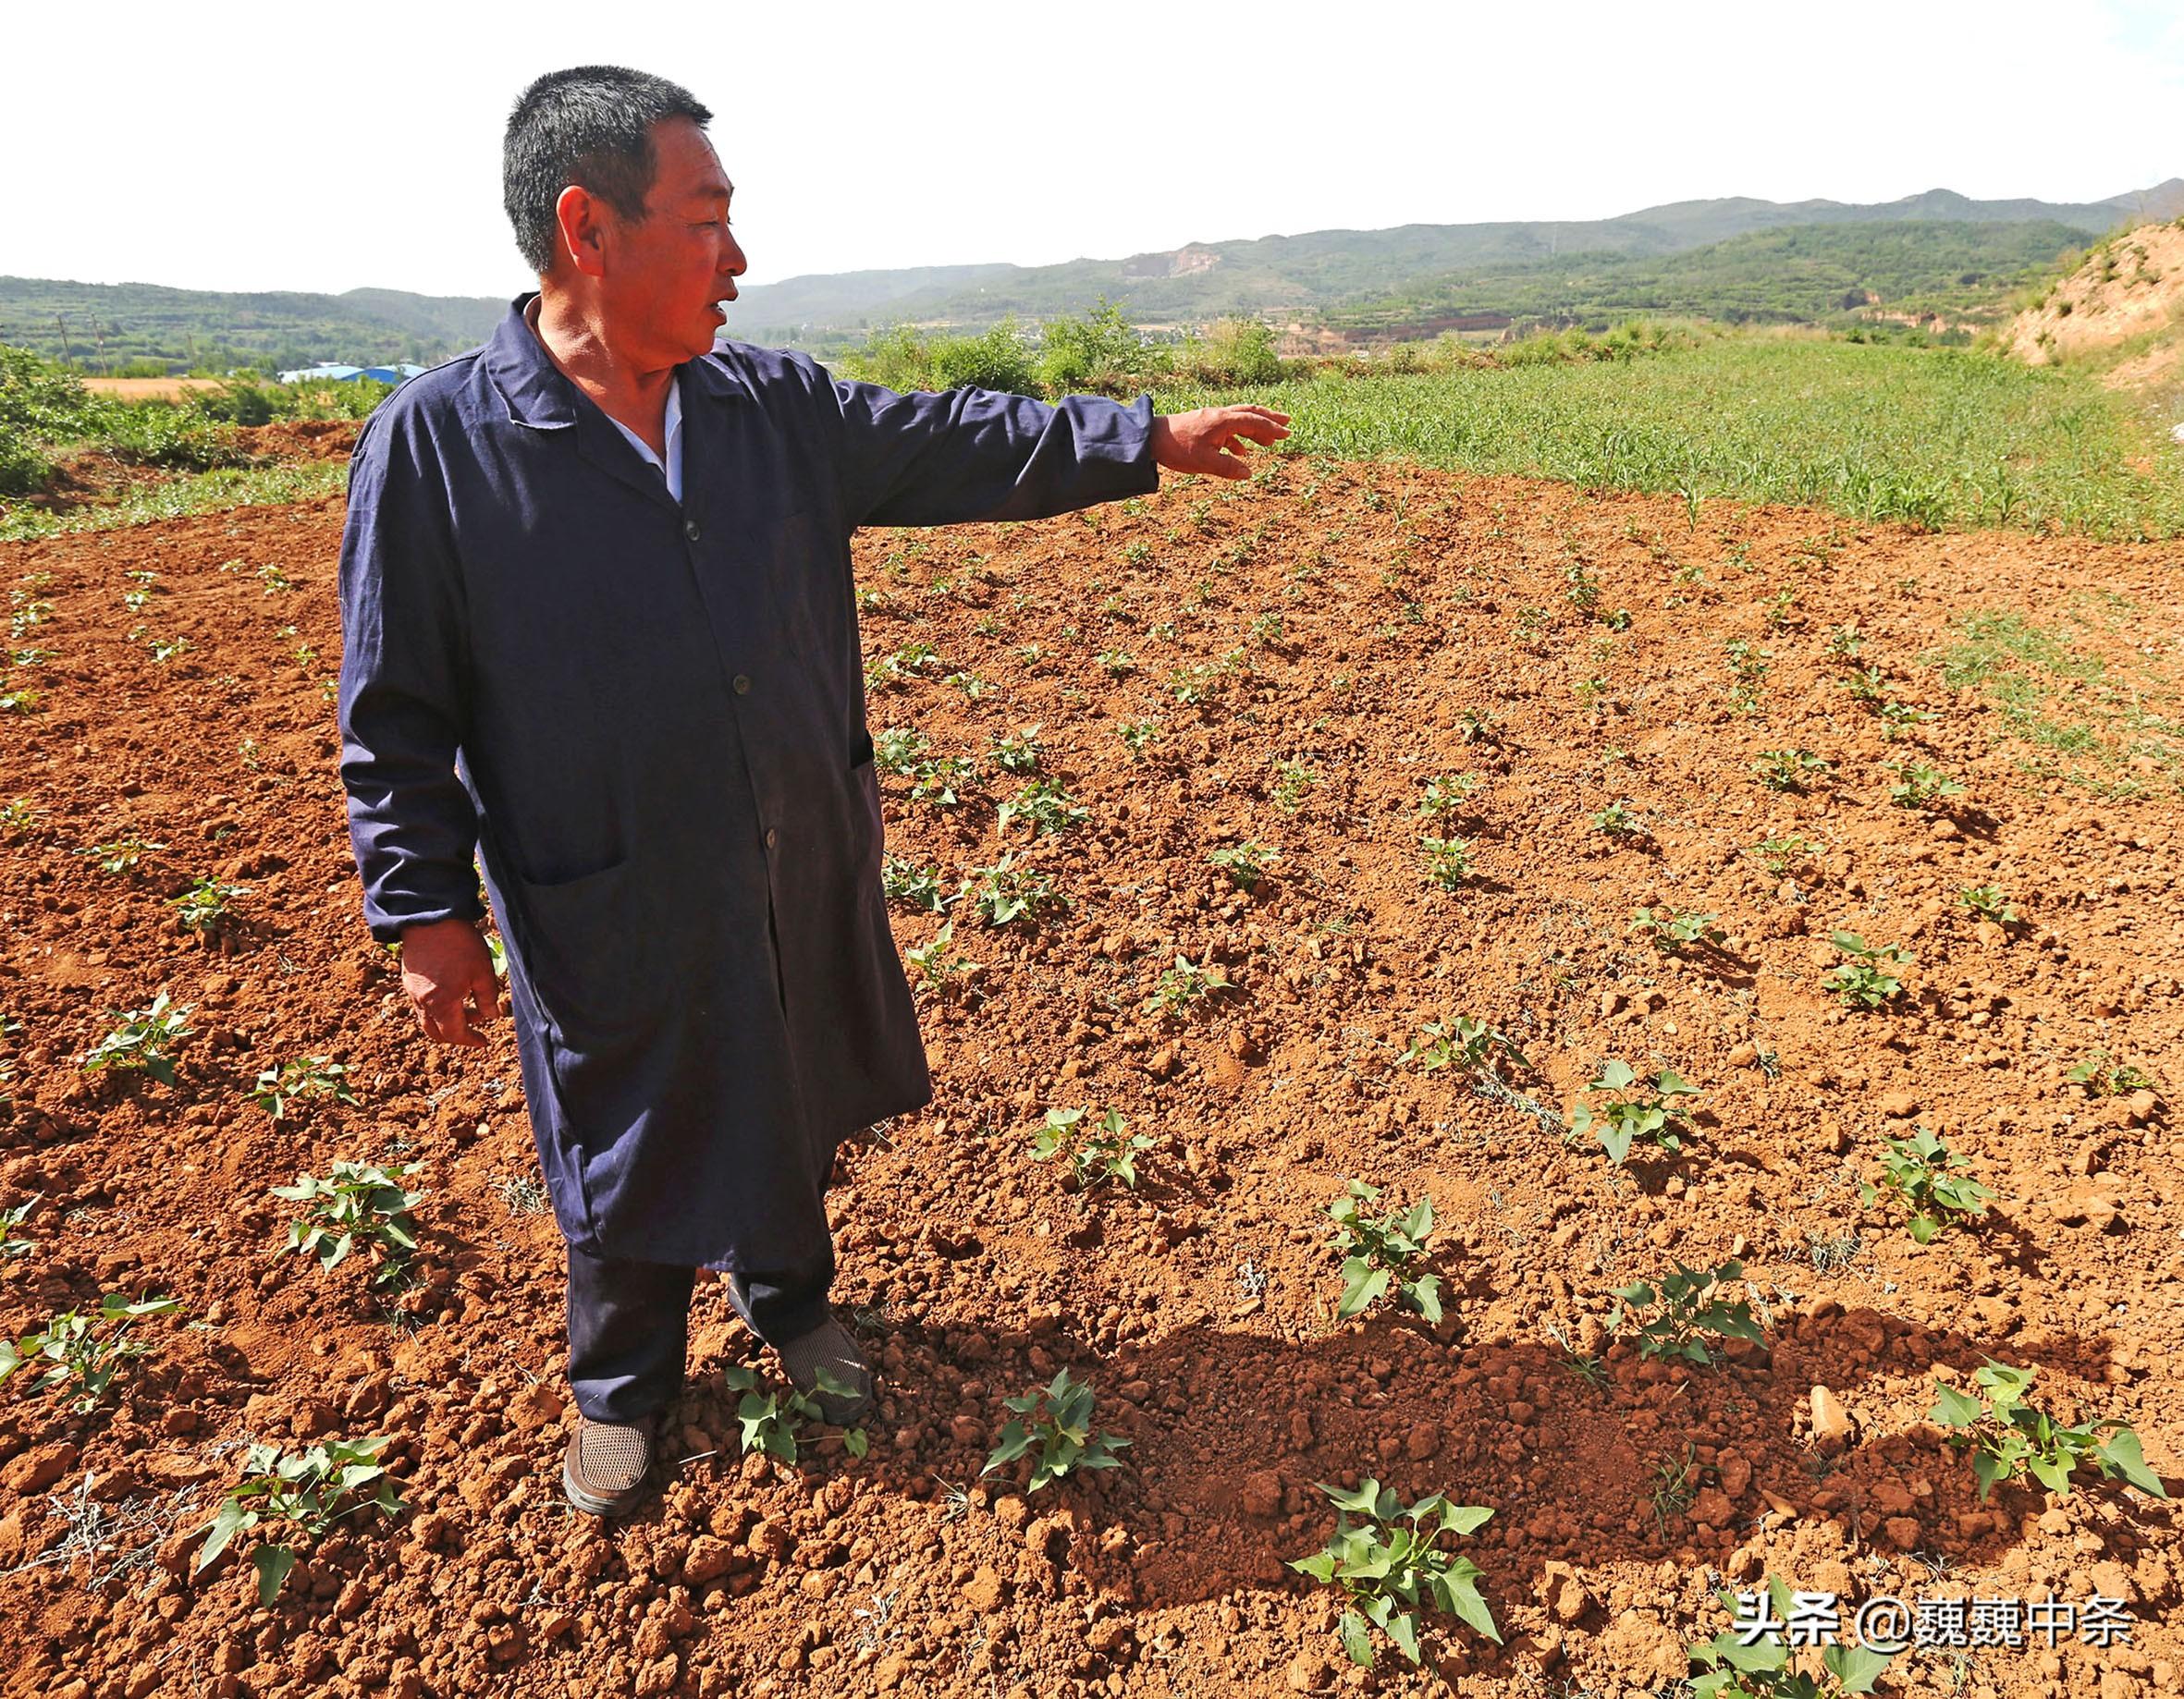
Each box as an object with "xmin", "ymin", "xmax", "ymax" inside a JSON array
[
  {"xmin": 91, "ymin": 316, "xmax": 107, "ymax": 375},
  {"xmin": 55, "ymin": 313, "xmax": 76, "ymax": 368}
]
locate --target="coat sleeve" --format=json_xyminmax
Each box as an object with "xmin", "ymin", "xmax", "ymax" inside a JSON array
[
  {"xmin": 825, "ymin": 377, "xmax": 1161, "ymax": 528},
  {"xmin": 335, "ymin": 407, "xmax": 485, "ymax": 945}
]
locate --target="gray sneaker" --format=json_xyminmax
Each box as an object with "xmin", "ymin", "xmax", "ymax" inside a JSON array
[
  {"xmin": 777, "ymin": 1314, "xmax": 876, "ymax": 1425},
  {"xmin": 561, "ymin": 1411, "xmax": 659, "ymax": 1516}
]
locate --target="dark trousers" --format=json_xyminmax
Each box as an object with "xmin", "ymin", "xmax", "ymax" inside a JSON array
[{"xmin": 565, "ymin": 1233, "xmax": 837, "ymax": 1423}]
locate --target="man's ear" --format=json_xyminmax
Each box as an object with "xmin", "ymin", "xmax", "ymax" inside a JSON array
[{"xmin": 553, "ymin": 184, "xmax": 609, "ymax": 280}]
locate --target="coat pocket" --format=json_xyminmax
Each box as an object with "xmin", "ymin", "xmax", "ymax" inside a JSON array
[
  {"xmin": 509, "ymin": 854, "xmax": 650, "ymax": 1041},
  {"xmin": 851, "ymin": 728, "xmax": 875, "ymax": 768}
]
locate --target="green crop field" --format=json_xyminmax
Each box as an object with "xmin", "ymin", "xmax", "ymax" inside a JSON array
[{"xmin": 1156, "ymin": 335, "xmax": 2184, "ymax": 540}]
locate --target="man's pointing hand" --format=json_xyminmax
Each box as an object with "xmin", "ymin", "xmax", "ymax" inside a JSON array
[
  {"xmin": 399, "ymin": 918, "xmax": 504, "ymax": 1047},
  {"xmin": 1150, "ymin": 405, "xmax": 1291, "ymax": 480}
]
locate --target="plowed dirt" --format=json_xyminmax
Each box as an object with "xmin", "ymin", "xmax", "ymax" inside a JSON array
[{"xmin": 3, "ymin": 456, "xmax": 2182, "ymax": 1699}]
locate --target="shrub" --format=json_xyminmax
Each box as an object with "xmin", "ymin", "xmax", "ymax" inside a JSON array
[{"xmin": 1036, "ymin": 298, "xmax": 1170, "ymax": 395}]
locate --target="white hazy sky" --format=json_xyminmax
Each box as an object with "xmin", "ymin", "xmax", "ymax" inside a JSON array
[{"xmin": 6, "ymin": 0, "xmax": 2180, "ymax": 302}]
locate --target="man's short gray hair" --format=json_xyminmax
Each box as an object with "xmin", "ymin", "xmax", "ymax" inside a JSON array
[{"xmin": 502, "ymin": 66, "xmax": 714, "ymax": 275}]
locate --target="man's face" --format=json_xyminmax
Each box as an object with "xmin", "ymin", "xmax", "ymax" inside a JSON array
[{"xmin": 597, "ymin": 116, "xmax": 745, "ymax": 363}]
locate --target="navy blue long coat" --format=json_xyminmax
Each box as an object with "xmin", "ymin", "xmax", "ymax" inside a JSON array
[{"xmin": 337, "ymin": 294, "xmax": 1159, "ymax": 1271}]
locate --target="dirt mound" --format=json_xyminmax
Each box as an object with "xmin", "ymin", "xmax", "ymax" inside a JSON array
[
  {"xmin": 2, "ymin": 465, "xmax": 2182, "ymax": 1698},
  {"xmin": 2003, "ymin": 220, "xmax": 2184, "ymax": 366}
]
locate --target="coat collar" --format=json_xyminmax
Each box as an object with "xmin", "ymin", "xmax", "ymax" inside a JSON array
[{"xmin": 483, "ymin": 291, "xmax": 748, "ymax": 432}]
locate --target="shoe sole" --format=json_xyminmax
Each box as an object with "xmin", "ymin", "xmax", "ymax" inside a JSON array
[{"xmin": 561, "ymin": 1452, "xmax": 656, "ymax": 1518}]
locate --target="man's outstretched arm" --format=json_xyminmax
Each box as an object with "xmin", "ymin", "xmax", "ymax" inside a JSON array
[{"xmin": 820, "ymin": 370, "xmax": 1289, "ymax": 529}]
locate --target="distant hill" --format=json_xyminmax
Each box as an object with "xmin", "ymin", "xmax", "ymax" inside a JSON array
[
  {"xmin": 5, "ymin": 179, "xmax": 2177, "ymax": 371},
  {"xmin": 730, "ymin": 180, "xmax": 2184, "ymax": 343}
]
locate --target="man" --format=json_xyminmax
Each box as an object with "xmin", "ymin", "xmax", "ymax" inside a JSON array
[{"xmin": 336, "ymin": 64, "xmax": 1288, "ymax": 1518}]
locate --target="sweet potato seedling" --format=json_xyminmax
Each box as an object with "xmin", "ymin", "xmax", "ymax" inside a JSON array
[
  {"xmin": 1418, "ymin": 834, "xmax": 1474, "ymax": 890},
  {"xmin": 0, "ymin": 1292, "xmax": 181, "ymax": 1412},
  {"xmin": 723, "ymin": 1363, "xmax": 868, "ymax": 1463},
  {"xmin": 988, "ymin": 724, "xmax": 1043, "ymax": 774},
  {"xmin": 1565, "ymin": 1059, "xmax": 1699, "ymax": 1165},
  {"xmin": 77, "ymin": 832, "xmax": 166, "ymax": 877},
  {"xmin": 1752, "ymin": 750, "xmax": 1831, "ymax": 793},
  {"xmin": 1859, "ymin": 1129, "xmax": 1994, "ymax": 1243},
  {"xmin": 1397, "ymin": 1015, "xmax": 1529, "ymax": 1082},
  {"xmin": 1591, "ymin": 800, "xmax": 1647, "ymax": 840},
  {"xmin": 1957, "ymin": 884, "xmax": 2022, "ymax": 930},
  {"xmin": 2065, "ymin": 1049, "xmax": 2155, "ymax": 1097},
  {"xmin": 81, "ymin": 992, "xmax": 193, "ymax": 1085},
  {"xmin": 1822, "ymin": 933, "xmax": 1910, "ymax": 1009},
  {"xmin": 1327, "ymin": 1180, "xmax": 1442, "ymax": 1325},
  {"xmin": 872, "ymin": 725, "xmax": 927, "ymax": 776},
  {"xmin": 962, "ymin": 851, "xmax": 1064, "ymax": 927},
  {"xmin": 169, "ymin": 876, "xmax": 246, "ymax": 935},
  {"xmin": 0, "ymin": 1194, "xmax": 37, "ymax": 1261},
  {"xmin": 1288, "ymin": 1481, "xmax": 1499, "ymax": 1668},
  {"xmin": 195, "ymin": 1436, "xmax": 407, "ymax": 1606},
  {"xmin": 881, "ymin": 854, "xmax": 951, "ymax": 914},
  {"xmin": 905, "ymin": 922, "xmax": 977, "ymax": 992},
  {"xmin": 907, "ymin": 753, "xmax": 978, "ymax": 808},
  {"xmin": 997, "ymin": 778, "xmax": 1086, "ymax": 835},
  {"xmin": 1887, "ymin": 761, "xmax": 1965, "ymax": 811},
  {"xmin": 252, "ymin": 1057, "xmax": 359, "ymax": 1121},
  {"xmin": 1415, "ymin": 774, "xmax": 1478, "ymax": 817},
  {"xmin": 1141, "ymin": 953, "xmax": 1230, "ymax": 1020},
  {"xmin": 982, "ymin": 1369, "xmax": 1131, "ymax": 1493},
  {"xmin": 1209, "ymin": 841, "xmax": 1278, "ymax": 890},
  {"xmin": 1929, "ymin": 1360, "xmax": 2166, "ymax": 1503},
  {"xmin": 1687, "ymin": 1574, "xmax": 1896, "ymax": 1697},
  {"xmin": 1628, "ymin": 907, "xmax": 1724, "ymax": 955},
  {"xmin": 1608, "ymin": 1259, "xmax": 1765, "ymax": 1364},
  {"xmin": 1031, "ymin": 1106, "xmax": 1154, "ymax": 1189},
  {"xmin": 272, "ymin": 1161, "xmax": 423, "ymax": 1286}
]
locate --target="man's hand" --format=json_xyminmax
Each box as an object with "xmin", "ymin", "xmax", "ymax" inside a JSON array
[
  {"xmin": 1150, "ymin": 405, "xmax": 1292, "ymax": 480},
  {"xmin": 398, "ymin": 918, "xmax": 503, "ymax": 1047}
]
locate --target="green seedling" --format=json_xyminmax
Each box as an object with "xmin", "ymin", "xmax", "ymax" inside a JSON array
[
  {"xmin": 1416, "ymin": 774, "xmax": 1478, "ymax": 817},
  {"xmin": 1565, "ymin": 1059, "xmax": 1699, "ymax": 1165},
  {"xmin": 1957, "ymin": 884, "xmax": 2022, "ymax": 929},
  {"xmin": 0, "ymin": 1292, "xmax": 182, "ymax": 1412},
  {"xmin": 1752, "ymin": 750, "xmax": 1831, "ymax": 792},
  {"xmin": 1839, "ymin": 667, "xmax": 1887, "ymax": 705},
  {"xmin": 1418, "ymin": 834, "xmax": 1473, "ymax": 890},
  {"xmin": 1327, "ymin": 1180, "xmax": 1442, "ymax": 1325},
  {"xmin": 77, "ymin": 833, "xmax": 166, "ymax": 876},
  {"xmin": 1271, "ymin": 759, "xmax": 1319, "ymax": 813},
  {"xmin": 962, "ymin": 851, "xmax": 1063, "ymax": 927},
  {"xmin": 0, "ymin": 688, "xmax": 39, "ymax": 714},
  {"xmin": 1749, "ymin": 834, "xmax": 1810, "ymax": 877},
  {"xmin": 170, "ymin": 877, "xmax": 247, "ymax": 935},
  {"xmin": 1141, "ymin": 953, "xmax": 1230, "ymax": 1019},
  {"xmin": 1859, "ymin": 1129, "xmax": 1994, "ymax": 1243},
  {"xmin": 1822, "ymin": 932, "xmax": 1910, "ymax": 1008},
  {"xmin": 1209, "ymin": 841, "xmax": 1278, "ymax": 891},
  {"xmin": 1930, "ymin": 1360, "xmax": 2166, "ymax": 1503},
  {"xmin": 988, "ymin": 724, "xmax": 1043, "ymax": 774},
  {"xmin": 1609, "ymin": 1259, "xmax": 1765, "ymax": 1364},
  {"xmin": 908, "ymin": 753, "xmax": 978, "ymax": 807},
  {"xmin": 1687, "ymin": 1573, "xmax": 1896, "ymax": 1697},
  {"xmin": 1397, "ymin": 1016, "xmax": 1529, "ymax": 1081},
  {"xmin": 1591, "ymin": 800, "xmax": 1647, "ymax": 840},
  {"xmin": 272, "ymin": 1161, "xmax": 422, "ymax": 1286},
  {"xmin": 81, "ymin": 992, "xmax": 194, "ymax": 1085},
  {"xmin": 1097, "ymin": 649, "xmax": 1135, "ymax": 677},
  {"xmin": 2065, "ymin": 1049, "xmax": 2155, "ymax": 1097},
  {"xmin": 982, "ymin": 1369, "xmax": 1131, "ymax": 1493},
  {"xmin": 996, "ymin": 778, "xmax": 1086, "ymax": 835},
  {"xmin": 256, "ymin": 563, "xmax": 294, "ymax": 593},
  {"xmin": 1, "ymin": 1194, "xmax": 38, "ymax": 1260},
  {"xmin": 872, "ymin": 725, "xmax": 927, "ymax": 775},
  {"xmin": 1031, "ymin": 1106, "xmax": 1154, "ymax": 1190},
  {"xmin": 1288, "ymin": 1481, "xmax": 1499, "ymax": 1668},
  {"xmin": 1629, "ymin": 907, "xmax": 1724, "ymax": 955},
  {"xmin": 252, "ymin": 1057, "xmax": 359, "ymax": 1121},
  {"xmin": 881, "ymin": 854, "xmax": 951, "ymax": 914},
  {"xmin": 1117, "ymin": 719, "xmax": 1161, "ymax": 756},
  {"xmin": 195, "ymin": 1436, "xmax": 406, "ymax": 1606},
  {"xmin": 0, "ymin": 799, "xmax": 37, "ymax": 836},
  {"xmin": 905, "ymin": 921, "xmax": 977, "ymax": 991},
  {"xmin": 723, "ymin": 1363, "xmax": 867, "ymax": 1463},
  {"xmin": 1888, "ymin": 761, "xmax": 1966, "ymax": 811},
  {"xmin": 865, "ymin": 641, "xmax": 940, "ymax": 689}
]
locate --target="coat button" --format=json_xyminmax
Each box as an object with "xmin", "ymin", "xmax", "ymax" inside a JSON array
[
  {"xmin": 765, "ymin": 828, "xmax": 778, "ymax": 848},
  {"xmin": 683, "ymin": 518, "xmax": 702, "ymax": 542},
  {"xmin": 732, "ymin": 673, "xmax": 751, "ymax": 694}
]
